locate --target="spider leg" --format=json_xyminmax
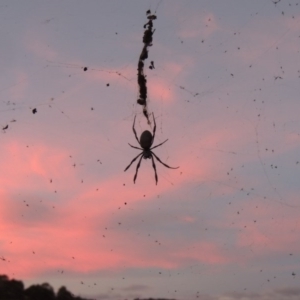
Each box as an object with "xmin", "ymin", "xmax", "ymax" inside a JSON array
[
  {"xmin": 150, "ymin": 139, "xmax": 168, "ymax": 150},
  {"xmin": 132, "ymin": 115, "xmax": 140, "ymax": 145},
  {"xmin": 152, "ymin": 152, "xmax": 179, "ymax": 169},
  {"xmin": 151, "ymin": 113, "xmax": 156, "ymax": 145},
  {"xmin": 128, "ymin": 143, "xmax": 142, "ymax": 150},
  {"xmin": 124, "ymin": 152, "xmax": 143, "ymax": 172},
  {"xmin": 133, "ymin": 155, "xmax": 144, "ymax": 183},
  {"xmin": 150, "ymin": 154, "xmax": 158, "ymax": 185}
]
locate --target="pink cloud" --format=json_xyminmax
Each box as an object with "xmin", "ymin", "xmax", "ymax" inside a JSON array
[
  {"xmin": 178, "ymin": 12, "xmax": 220, "ymax": 40},
  {"xmin": 170, "ymin": 121, "xmax": 251, "ymax": 185},
  {"xmin": 0, "ymin": 154, "xmax": 233, "ymax": 280},
  {"xmin": 0, "ymin": 140, "xmax": 73, "ymax": 189},
  {"xmin": 148, "ymin": 77, "xmax": 174, "ymax": 103},
  {"xmin": 25, "ymin": 33, "xmax": 58, "ymax": 60},
  {"xmin": 233, "ymin": 197, "xmax": 300, "ymax": 255},
  {"xmin": 229, "ymin": 14, "xmax": 300, "ymax": 66},
  {"xmin": 0, "ymin": 153, "xmax": 182, "ymax": 278},
  {"xmin": 174, "ymin": 241, "xmax": 230, "ymax": 265},
  {"xmin": 146, "ymin": 62, "xmax": 187, "ymax": 104},
  {"xmin": 9, "ymin": 70, "xmax": 29, "ymax": 101}
]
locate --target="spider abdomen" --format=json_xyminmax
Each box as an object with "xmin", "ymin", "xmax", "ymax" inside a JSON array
[{"xmin": 140, "ymin": 130, "xmax": 153, "ymax": 149}]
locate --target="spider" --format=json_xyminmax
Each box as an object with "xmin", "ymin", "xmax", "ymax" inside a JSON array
[{"xmin": 124, "ymin": 113, "xmax": 179, "ymax": 184}]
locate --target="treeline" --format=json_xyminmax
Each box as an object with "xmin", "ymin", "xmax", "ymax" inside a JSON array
[{"xmin": 0, "ymin": 275, "xmax": 92, "ymax": 300}]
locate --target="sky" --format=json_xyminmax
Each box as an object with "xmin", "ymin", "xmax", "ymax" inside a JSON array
[{"xmin": 0, "ymin": 0, "xmax": 300, "ymax": 299}]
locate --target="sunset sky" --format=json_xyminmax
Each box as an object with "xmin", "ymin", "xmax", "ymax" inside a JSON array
[{"xmin": 1, "ymin": 0, "xmax": 300, "ymax": 299}]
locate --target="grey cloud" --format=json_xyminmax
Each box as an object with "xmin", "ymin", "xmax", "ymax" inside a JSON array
[
  {"xmin": 121, "ymin": 284, "xmax": 150, "ymax": 292},
  {"xmin": 64, "ymin": 286, "xmax": 300, "ymax": 300},
  {"xmin": 214, "ymin": 286, "xmax": 300, "ymax": 300},
  {"xmin": 274, "ymin": 286, "xmax": 300, "ymax": 297}
]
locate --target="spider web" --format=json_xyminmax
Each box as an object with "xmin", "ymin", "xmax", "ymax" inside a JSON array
[{"xmin": 0, "ymin": 1, "xmax": 300, "ymax": 300}]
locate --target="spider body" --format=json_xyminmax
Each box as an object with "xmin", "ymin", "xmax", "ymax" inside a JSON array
[
  {"xmin": 140, "ymin": 130, "xmax": 153, "ymax": 150},
  {"xmin": 124, "ymin": 113, "xmax": 178, "ymax": 184}
]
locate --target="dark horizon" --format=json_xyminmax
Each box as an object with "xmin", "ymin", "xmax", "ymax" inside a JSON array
[
  {"xmin": 0, "ymin": 274, "xmax": 91, "ymax": 300},
  {"xmin": 0, "ymin": 274, "xmax": 177, "ymax": 300}
]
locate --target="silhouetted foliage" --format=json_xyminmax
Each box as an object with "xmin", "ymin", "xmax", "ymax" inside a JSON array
[
  {"xmin": 134, "ymin": 298, "xmax": 175, "ymax": 300},
  {"xmin": 25, "ymin": 283, "xmax": 55, "ymax": 300},
  {"xmin": 56, "ymin": 286, "xmax": 90, "ymax": 300},
  {"xmin": 0, "ymin": 275, "xmax": 92, "ymax": 300},
  {"xmin": 57, "ymin": 286, "xmax": 74, "ymax": 300},
  {"xmin": 0, "ymin": 275, "xmax": 24, "ymax": 300},
  {"xmin": 56, "ymin": 286, "xmax": 88, "ymax": 300}
]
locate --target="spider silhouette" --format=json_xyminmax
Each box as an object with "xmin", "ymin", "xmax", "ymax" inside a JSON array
[{"xmin": 124, "ymin": 113, "xmax": 178, "ymax": 184}]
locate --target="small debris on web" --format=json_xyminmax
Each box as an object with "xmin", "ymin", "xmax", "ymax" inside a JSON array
[{"xmin": 136, "ymin": 10, "xmax": 157, "ymax": 124}]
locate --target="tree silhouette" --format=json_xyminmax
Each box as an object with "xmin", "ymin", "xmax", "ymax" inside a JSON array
[
  {"xmin": 0, "ymin": 275, "xmax": 24, "ymax": 300},
  {"xmin": 0, "ymin": 275, "xmax": 93, "ymax": 300},
  {"xmin": 57, "ymin": 286, "xmax": 77, "ymax": 300},
  {"xmin": 0, "ymin": 274, "xmax": 177, "ymax": 300},
  {"xmin": 25, "ymin": 282, "xmax": 55, "ymax": 300}
]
